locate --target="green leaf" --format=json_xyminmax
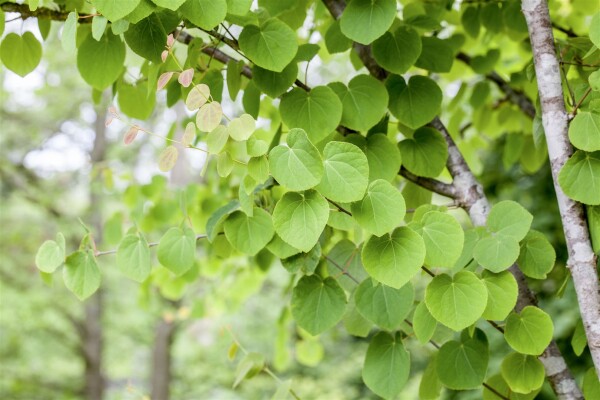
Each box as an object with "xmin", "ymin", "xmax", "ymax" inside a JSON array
[
  {"xmin": 0, "ymin": 32, "xmax": 42, "ymax": 77},
  {"xmin": 125, "ymin": 0, "xmax": 157, "ymax": 23},
  {"xmin": 266, "ymin": 234, "xmax": 301, "ymax": 259},
  {"xmin": 419, "ymin": 356, "xmax": 443, "ymax": 400},
  {"xmin": 425, "ymin": 271, "xmax": 488, "ymax": 331},
  {"xmin": 227, "ymin": 0, "xmax": 252, "ymax": 16},
  {"xmin": 343, "ymin": 293, "xmax": 373, "ymax": 337},
  {"xmin": 483, "ymin": 374, "xmax": 540, "ymax": 400},
  {"xmin": 233, "ymin": 352, "xmax": 265, "ymax": 388},
  {"xmin": 92, "ymin": 0, "xmax": 141, "ymax": 21},
  {"xmin": 124, "ymin": 10, "xmax": 180, "ymax": 63},
  {"xmin": 325, "ymin": 20, "xmax": 352, "ymax": 54},
  {"xmin": 583, "ymin": 367, "xmax": 600, "ymax": 400},
  {"xmin": 180, "ymin": 0, "xmax": 227, "ymax": 29},
  {"xmin": 224, "ymin": 208, "xmax": 275, "ymax": 255},
  {"xmin": 77, "ymin": 31, "xmax": 125, "ymax": 90},
  {"xmin": 589, "ymin": 205, "xmax": 600, "ymax": 254},
  {"xmin": 372, "ymin": 26, "xmax": 422, "ymax": 75},
  {"xmin": 558, "ymin": 150, "xmax": 600, "ymax": 205},
  {"xmin": 339, "ymin": 0, "xmax": 396, "ymax": 45},
  {"xmin": 150, "ymin": 0, "xmax": 183, "ymax": 11},
  {"xmin": 504, "ymin": 306, "xmax": 554, "ymax": 355},
  {"xmin": 291, "ymin": 275, "xmax": 347, "ymax": 335},
  {"xmin": 351, "ymin": 179, "xmax": 406, "ymax": 237},
  {"xmin": 296, "ymin": 338, "xmax": 324, "ymax": 367},
  {"xmin": 346, "ymin": 133, "xmax": 402, "ymax": 182},
  {"xmin": 316, "ymin": 141, "xmax": 369, "ymax": 203},
  {"xmin": 355, "ymin": 279, "xmax": 414, "ymax": 331},
  {"xmin": 268, "ymin": 129, "xmax": 324, "ymax": 191},
  {"xmin": 473, "ymin": 234, "xmax": 520, "ymax": 272},
  {"xmin": 487, "ymin": 200, "xmax": 533, "ymax": 241},
  {"xmin": 326, "ymin": 240, "xmax": 368, "ymax": 292},
  {"xmin": 569, "ymin": 111, "xmax": 600, "ymax": 151},
  {"xmin": 228, "ymin": 113, "xmax": 256, "ymax": 141},
  {"xmin": 280, "ymin": 86, "xmax": 343, "ymax": 143},
  {"xmin": 295, "ymin": 43, "xmax": 320, "ymax": 62},
  {"xmin": 227, "ymin": 59, "xmax": 244, "ymax": 100},
  {"xmin": 437, "ymin": 333, "xmax": 489, "ymax": 390},
  {"xmin": 92, "ymin": 16, "xmax": 108, "ymax": 40},
  {"xmin": 238, "ymin": 18, "xmax": 298, "ymax": 72},
  {"xmin": 272, "ymin": 190, "xmax": 329, "ymax": 252},
  {"xmin": 399, "ymin": 127, "xmax": 448, "ymax": 177},
  {"xmin": 118, "ymin": 82, "xmax": 155, "ymax": 120},
  {"xmin": 0, "ymin": 9, "xmax": 4, "ymax": 37},
  {"xmin": 361, "ymin": 227, "xmax": 425, "ymax": 289},
  {"xmin": 388, "ymin": 76, "xmax": 443, "ymax": 129},
  {"xmin": 281, "ymin": 243, "xmax": 321, "ymax": 275},
  {"xmin": 481, "ymin": 270, "xmax": 518, "ymax": 321},
  {"xmin": 35, "ymin": 233, "xmax": 66, "ymax": 273},
  {"xmin": 501, "ymin": 353, "xmax": 545, "ymax": 394},
  {"xmin": 415, "ymin": 37, "xmax": 454, "ymax": 73},
  {"xmin": 252, "ymin": 62, "xmax": 298, "ymax": 98},
  {"xmin": 589, "ymin": 70, "xmax": 600, "ymax": 92},
  {"xmin": 411, "ymin": 211, "xmax": 464, "ymax": 267},
  {"xmin": 329, "ymin": 75, "xmax": 389, "ymax": 132},
  {"xmin": 157, "ymin": 226, "xmax": 196, "ymax": 275},
  {"xmin": 116, "ymin": 233, "xmax": 151, "ymax": 282},
  {"xmin": 589, "ymin": 12, "xmax": 600, "ymax": 48},
  {"xmin": 572, "ymin": 319, "xmax": 587, "ymax": 356},
  {"xmin": 247, "ymin": 155, "xmax": 269, "ymax": 183},
  {"xmin": 206, "ymin": 200, "xmax": 240, "ymax": 242},
  {"xmin": 517, "ymin": 230, "xmax": 556, "ymax": 279},
  {"xmin": 413, "ymin": 301, "xmax": 437, "ymax": 344},
  {"xmin": 462, "ymin": 6, "xmax": 480, "ymax": 38},
  {"xmin": 362, "ymin": 332, "xmax": 410, "ymax": 400},
  {"xmin": 61, "ymin": 12, "xmax": 78, "ymax": 53},
  {"xmin": 63, "ymin": 250, "xmax": 101, "ymax": 300}
]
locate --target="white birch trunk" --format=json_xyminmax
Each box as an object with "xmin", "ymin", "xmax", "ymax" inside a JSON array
[{"xmin": 522, "ymin": 0, "xmax": 600, "ymax": 382}]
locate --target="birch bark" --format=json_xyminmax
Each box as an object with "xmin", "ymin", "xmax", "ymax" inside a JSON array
[{"xmin": 522, "ymin": 0, "xmax": 600, "ymax": 380}]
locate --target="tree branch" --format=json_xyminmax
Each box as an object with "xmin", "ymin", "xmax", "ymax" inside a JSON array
[
  {"xmin": 456, "ymin": 52, "xmax": 537, "ymax": 119},
  {"xmin": 0, "ymin": 3, "xmax": 93, "ymax": 23},
  {"xmin": 522, "ymin": 0, "xmax": 600, "ymax": 381},
  {"xmin": 321, "ymin": 0, "xmax": 583, "ymax": 395}
]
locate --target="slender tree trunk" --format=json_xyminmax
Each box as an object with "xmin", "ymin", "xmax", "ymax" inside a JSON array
[
  {"xmin": 81, "ymin": 96, "xmax": 109, "ymax": 400},
  {"xmin": 150, "ymin": 318, "xmax": 178, "ymax": 400},
  {"xmin": 522, "ymin": 0, "xmax": 600, "ymax": 381}
]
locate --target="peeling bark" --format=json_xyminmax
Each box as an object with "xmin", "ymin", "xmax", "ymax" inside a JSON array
[{"xmin": 522, "ymin": 0, "xmax": 600, "ymax": 381}]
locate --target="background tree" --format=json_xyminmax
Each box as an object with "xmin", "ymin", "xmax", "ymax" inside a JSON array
[{"xmin": 1, "ymin": 0, "xmax": 599, "ymax": 399}]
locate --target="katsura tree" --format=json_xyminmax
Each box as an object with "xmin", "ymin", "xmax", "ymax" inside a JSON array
[{"xmin": 2, "ymin": 0, "xmax": 600, "ymax": 398}]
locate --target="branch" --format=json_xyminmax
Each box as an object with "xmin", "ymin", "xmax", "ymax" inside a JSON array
[
  {"xmin": 523, "ymin": 0, "xmax": 600, "ymax": 382},
  {"xmin": 456, "ymin": 52, "xmax": 536, "ymax": 119},
  {"xmin": 1, "ymin": 3, "xmax": 93, "ymax": 23},
  {"xmin": 321, "ymin": 0, "xmax": 582, "ymax": 396},
  {"xmin": 95, "ymin": 234, "xmax": 208, "ymax": 257},
  {"xmin": 399, "ymin": 167, "xmax": 456, "ymax": 199}
]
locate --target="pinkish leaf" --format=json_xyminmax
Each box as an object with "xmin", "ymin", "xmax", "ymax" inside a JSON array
[
  {"xmin": 178, "ymin": 68, "xmax": 194, "ymax": 88},
  {"xmin": 123, "ymin": 126, "xmax": 139, "ymax": 145},
  {"xmin": 157, "ymin": 72, "xmax": 174, "ymax": 91},
  {"xmin": 105, "ymin": 116, "xmax": 114, "ymax": 127},
  {"xmin": 158, "ymin": 145, "xmax": 179, "ymax": 172},
  {"xmin": 161, "ymin": 50, "xmax": 169, "ymax": 63},
  {"xmin": 167, "ymin": 33, "xmax": 175, "ymax": 48},
  {"xmin": 108, "ymin": 106, "xmax": 118, "ymax": 116}
]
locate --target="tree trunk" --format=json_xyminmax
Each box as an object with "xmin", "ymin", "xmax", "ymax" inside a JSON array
[
  {"xmin": 522, "ymin": 0, "xmax": 600, "ymax": 382},
  {"xmin": 81, "ymin": 95, "xmax": 109, "ymax": 400},
  {"xmin": 150, "ymin": 319, "xmax": 177, "ymax": 400}
]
